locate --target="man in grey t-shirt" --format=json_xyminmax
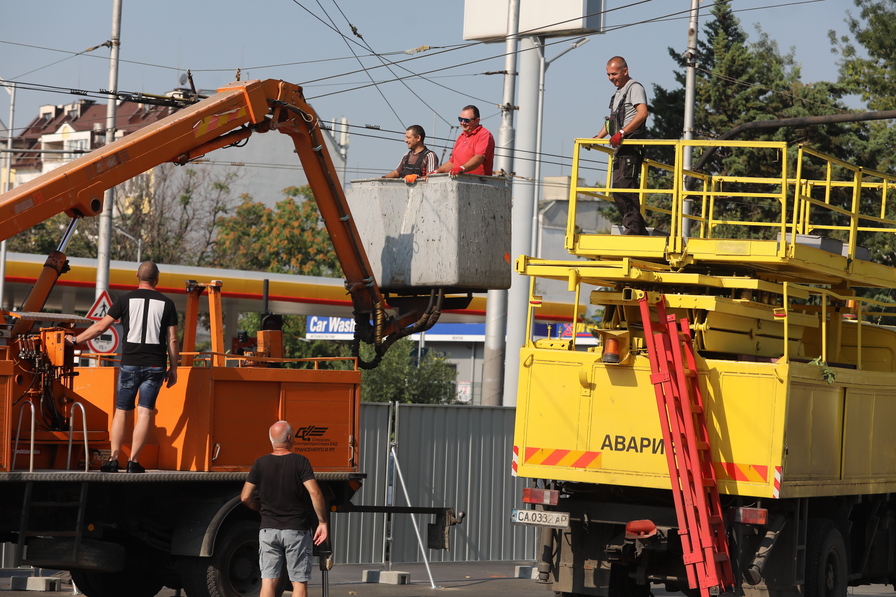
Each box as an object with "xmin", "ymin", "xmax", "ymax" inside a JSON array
[{"xmin": 595, "ymin": 56, "xmax": 650, "ymax": 235}]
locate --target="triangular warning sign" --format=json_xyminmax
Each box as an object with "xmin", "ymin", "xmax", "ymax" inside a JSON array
[{"xmin": 87, "ymin": 290, "xmax": 114, "ymax": 321}]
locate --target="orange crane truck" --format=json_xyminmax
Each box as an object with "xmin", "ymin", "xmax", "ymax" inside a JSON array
[
  {"xmin": 511, "ymin": 138, "xmax": 896, "ymax": 597},
  {"xmin": 0, "ymin": 79, "xmax": 466, "ymax": 597}
]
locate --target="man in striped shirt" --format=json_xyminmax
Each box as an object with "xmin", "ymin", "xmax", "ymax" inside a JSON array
[{"xmin": 69, "ymin": 261, "xmax": 180, "ymax": 473}]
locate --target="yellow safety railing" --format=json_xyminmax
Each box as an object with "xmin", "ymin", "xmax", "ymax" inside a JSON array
[{"xmin": 568, "ymin": 139, "xmax": 896, "ymax": 257}]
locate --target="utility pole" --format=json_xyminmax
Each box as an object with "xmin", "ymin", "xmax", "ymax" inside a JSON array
[
  {"xmin": 502, "ymin": 34, "xmax": 541, "ymax": 407},
  {"xmin": 681, "ymin": 0, "xmax": 700, "ymax": 238},
  {"xmin": 0, "ymin": 78, "xmax": 14, "ymax": 311},
  {"xmin": 95, "ymin": 0, "xmax": 122, "ymax": 297},
  {"xmin": 481, "ymin": 0, "xmax": 520, "ymax": 406}
]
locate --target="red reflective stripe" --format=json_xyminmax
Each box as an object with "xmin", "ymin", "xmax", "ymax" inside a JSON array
[{"xmin": 541, "ymin": 450, "xmax": 570, "ymax": 466}]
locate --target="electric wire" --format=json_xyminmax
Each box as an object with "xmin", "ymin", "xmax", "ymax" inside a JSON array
[
  {"xmin": 325, "ymin": 0, "xmax": 456, "ymax": 127},
  {"xmin": 295, "ymin": 0, "xmax": 404, "ymax": 128},
  {"xmin": 0, "ymin": 0, "xmax": 831, "ymax": 174}
]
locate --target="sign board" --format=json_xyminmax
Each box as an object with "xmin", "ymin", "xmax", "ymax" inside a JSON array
[
  {"xmin": 87, "ymin": 325, "xmax": 120, "ymax": 354},
  {"xmin": 87, "ymin": 290, "xmax": 114, "ymax": 321},
  {"xmin": 463, "ymin": 0, "xmax": 605, "ymax": 42},
  {"xmin": 305, "ymin": 317, "xmax": 597, "ymax": 345}
]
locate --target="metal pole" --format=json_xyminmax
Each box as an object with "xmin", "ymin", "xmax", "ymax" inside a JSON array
[
  {"xmin": 390, "ymin": 447, "xmax": 438, "ymax": 589},
  {"xmin": 95, "ymin": 0, "xmax": 122, "ymax": 298},
  {"xmin": 481, "ymin": 0, "xmax": 520, "ymax": 407},
  {"xmin": 0, "ymin": 79, "xmax": 14, "ymax": 311},
  {"xmin": 533, "ymin": 38, "xmax": 546, "ymax": 257},
  {"xmin": 533, "ymin": 38, "xmax": 588, "ymax": 256},
  {"xmin": 681, "ymin": 0, "xmax": 700, "ymax": 238},
  {"xmin": 503, "ymin": 35, "xmax": 542, "ymax": 408}
]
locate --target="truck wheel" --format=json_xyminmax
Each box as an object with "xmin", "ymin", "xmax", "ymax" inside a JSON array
[
  {"xmin": 805, "ymin": 519, "xmax": 848, "ymax": 597},
  {"xmin": 69, "ymin": 569, "xmax": 162, "ymax": 597},
  {"xmin": 178, "ymin": 520, "xmax": 288, "ymax": 597}
]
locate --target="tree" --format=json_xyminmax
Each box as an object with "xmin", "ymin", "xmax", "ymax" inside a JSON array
[
  {"xmin": 829, "ymin": 0, "xmax": 896, "ymax": 113},
  {"xmin": 643, "ymin": 1, "xmax": 861, "ymax": 239},
  {"xmin": 358, "ymin": 337, "xmax": 457, "ymax": 404},
  {"xmin": 214, "ymin": 186, "xmax": 343, "ymax": 277},
  {"xmin": 5, "ymin": 164, "xmax": 241, "ymax": 266}
]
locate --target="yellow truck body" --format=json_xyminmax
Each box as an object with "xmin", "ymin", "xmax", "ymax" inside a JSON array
[{"xmin": 512, "ymin": 139, "xmax": 896, "ymax": 597}]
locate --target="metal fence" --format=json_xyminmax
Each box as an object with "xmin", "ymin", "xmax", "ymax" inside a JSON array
[{"xmin": 332, "ymin": 403, "xmax": 536, "ymax": 564}]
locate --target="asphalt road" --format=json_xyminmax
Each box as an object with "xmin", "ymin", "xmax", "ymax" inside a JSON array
[
  {"xmin": 3, "ymin": 561, "xmax": 540, "ymax": 597},
  {"xmin": 2, "ymin": 561, "xmax": 896, "ymax": 597}
]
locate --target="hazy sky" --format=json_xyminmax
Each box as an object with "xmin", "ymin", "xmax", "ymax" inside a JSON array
[{"xmin": 0, "ymin": 0, "xmax": 858, "ymax": 193}]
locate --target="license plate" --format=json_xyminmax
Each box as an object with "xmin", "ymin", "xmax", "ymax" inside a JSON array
[{"xmin": 511, "ymin": 508, "xmax": 570, "ymax": 529}]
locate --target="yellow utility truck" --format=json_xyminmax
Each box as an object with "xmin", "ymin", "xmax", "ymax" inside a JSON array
[{"xmin": 511, "ymin": 139, "xmax": 896, "ymax": 597}]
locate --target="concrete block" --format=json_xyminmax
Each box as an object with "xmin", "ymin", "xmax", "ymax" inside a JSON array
[
  {"xmin": 515, "ymin": 565, "xmax": 539, "ymax": 579},
  {"xmin": 347, "ymin": 176, "xmax": 512, "ymax": 292},
  {"xmin": 361, "ymin": 569, "xmax": 410, "ymax": 584},
  {"xmin": 9, "ymin": 576, "xmax": 61, "ymax": 591}
]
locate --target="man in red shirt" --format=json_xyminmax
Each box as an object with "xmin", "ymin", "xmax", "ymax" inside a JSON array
[{"xmin": 435, "ymin": 105, "xmax": 495, "ymax": 176}]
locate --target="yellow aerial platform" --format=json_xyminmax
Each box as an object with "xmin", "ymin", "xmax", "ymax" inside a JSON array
[{"xmin": 513, "ymin": 140, "xmax": 896, "ymax": 500}]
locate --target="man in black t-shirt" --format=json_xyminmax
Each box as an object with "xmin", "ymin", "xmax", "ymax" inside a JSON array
[
  {"xmin": 68, "ymin": 261, "xmax": 179, "ymax": 473},
  {"xmin": 241, "ymin": 420, "xmax": 329, "ymax": 597}
]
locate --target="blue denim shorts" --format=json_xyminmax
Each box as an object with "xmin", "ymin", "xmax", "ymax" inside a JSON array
[
  {"xmin": 258, "ymin": 528, "xmax": 312, "ymax": 582},
  {"xmin": 116, "ymin": 365, "xmax": 166, "ymax": 411}
]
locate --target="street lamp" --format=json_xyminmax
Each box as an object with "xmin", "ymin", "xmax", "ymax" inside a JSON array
[
  {"xmin": 113, "ymin": 227, "xmax": 142, "ymax": 263},
  {"xmin": 532, "ymin": 37, "xmax": 589, "ymax": 255}
]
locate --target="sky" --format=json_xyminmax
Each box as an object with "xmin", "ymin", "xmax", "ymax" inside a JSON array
[{"xmin": 0, "ymin": 0, "xmax": 861, "ymax": 199}]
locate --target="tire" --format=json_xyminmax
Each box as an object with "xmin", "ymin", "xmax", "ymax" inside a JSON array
[
  {"xmin": 804, "ymin": 519, "xmax": 848, "ymax": 597},
  {"xmin": 178, "ymin": 520, "xmax": 289, "ymax": 597},
  {"xmin": 69, "ymin": 568, "xmax": 163, "ymax": 597}
]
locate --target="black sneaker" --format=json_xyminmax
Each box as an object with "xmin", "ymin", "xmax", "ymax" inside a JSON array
[
  {"xmin": 126, "ymin": 461, "xmax": 145, "ymax": 474},
  {"xmin": 100, "ymin": 459, "xmax": 119, "ymax": 473}
]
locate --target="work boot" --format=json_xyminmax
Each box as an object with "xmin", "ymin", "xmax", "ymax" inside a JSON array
[
  {"xmin": 126, "ymin": 461, "xmax": 145, "ymax": 474},
  {"xmin": 100, "ymin": 459, "xmax": 119, "ymax": 473}
]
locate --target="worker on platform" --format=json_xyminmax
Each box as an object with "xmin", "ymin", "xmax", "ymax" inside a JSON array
[
  {"xmin": 241, "ymin": 420, "xmax": 329, "ymax": 597},
  {"xmin": 67, "ymin": 261, "xmax": 179, "ymax": 473},
  {"xmin": 434, "ymin": 105, "xmax": 495, "ymax": 177},
  {"xmin": 383, "ymin": 124, "xmax": 439, "ymax": 183},
  {"xmin": 594, "ymin": 56, "xmax": 650, "ymax": 235}
]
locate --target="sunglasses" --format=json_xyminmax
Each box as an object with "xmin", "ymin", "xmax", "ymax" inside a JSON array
[{"xmin": 458, "ymin": 116, "xmax": 476, "ymax": 124}]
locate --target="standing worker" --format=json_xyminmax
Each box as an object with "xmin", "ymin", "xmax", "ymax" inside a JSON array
[
  {"xmin": 67, "ymin": 260, "xmax": 179, "ymax": 473},
  {"xmin": 435, "ymin": 105, "xmax": 496, "ymax": 176},
  {"xmin": 241, "ymin": 420, "xmax": 329, "ymax": 597},
  {"xmin": 382, "ymin": 124, "xmax": 439, "ymax": 183},
  {"xmin": 595, "ymin": 56, "xmax": 650, "ymax": 235}
]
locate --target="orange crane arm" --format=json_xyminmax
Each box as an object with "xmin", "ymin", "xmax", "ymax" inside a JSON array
[{"xmin": 0, "ymin": 79, "xmax": 419, "ymax": 365}]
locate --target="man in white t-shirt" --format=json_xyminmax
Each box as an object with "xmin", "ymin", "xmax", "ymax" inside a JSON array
[{"xmin": 594, "ymin": 56, "xmax": 650, "ymax": 235}]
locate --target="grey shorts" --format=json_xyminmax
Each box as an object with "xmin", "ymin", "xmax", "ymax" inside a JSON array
[{"xmin": 258, "ymin": 528, "xmax": 312, "ymax": 582}]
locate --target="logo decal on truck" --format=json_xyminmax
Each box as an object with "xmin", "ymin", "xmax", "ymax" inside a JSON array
[
  {"xmin": 296, "ymin": 426, "xmax": 328, "ymax": 441},
  {"xmin": 600, "ymin": 435, "xmax": 665, "ymax": 454}
]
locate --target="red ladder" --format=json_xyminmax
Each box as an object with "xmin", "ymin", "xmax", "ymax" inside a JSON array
[{"xmin": 638, "ymin": 293, "xmax": 734, "ymax": 597}]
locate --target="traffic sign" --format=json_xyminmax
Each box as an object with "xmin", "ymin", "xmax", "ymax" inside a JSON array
[
  {"xmin": 87, "ymin": 290, "xmax": 115, "ymax": 321},
  {"xmin": 87, "ymin": 325, "xmax": 120, "ymax": 354}
]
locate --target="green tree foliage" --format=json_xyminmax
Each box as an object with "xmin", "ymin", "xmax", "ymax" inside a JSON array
[
  {"xmin": 6, "ymin": 164, "xmax": 240, "ymax": 266},
  {"xmin": 829, "ymin": 0, "xmax": 896, "ymax": 112},
  {"xmin": 214, "ymin": 186, "xmax": 343, "ymax": 277},
  {"xmin": 357, "ymin": 337, "xmax": 457, "ymax": 404},
  {"xmin": 643, "ymin": 1, "xmax": 861, "ymax": 239}
]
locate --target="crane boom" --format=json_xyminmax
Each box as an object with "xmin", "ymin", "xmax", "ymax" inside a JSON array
[{"xmin": 0, "ymin": 79, "xmax": 430, "ymax": 364}]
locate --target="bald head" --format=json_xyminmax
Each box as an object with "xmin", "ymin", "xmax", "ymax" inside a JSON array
[
  {"xmin": 606, "ymin": 56, "xmax": 631, "ymax": 89},
  {"xmin": 269, "ymin": 421, "xmax": 294, "ymax": 447},
  {"xmin": 136, "ymin": 261, "xmax": 160, "ymax": 283}
]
